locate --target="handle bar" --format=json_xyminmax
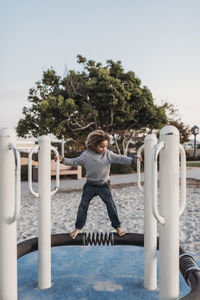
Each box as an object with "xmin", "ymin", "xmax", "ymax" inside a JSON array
[
  {"xmin": 28, "ymin": 145, "xmax": 40, "ymax": 198},
  {"xmin": 152, "ymin": 141, "xmax": 165, "ymax": 224},
  {"xmin": 137, "ymin": 144, "xmax": 144, "ymax": 194},
  {"xmin": 8, "ymin": 144, "xmax": 21, "ymax": 223},
  {"xmin": 50, "ymin": 146, "xmax": 60, "ymax": 196},
  {"xmin": 179, "ymin": 144, "xmax": 186, "ymax": 216}
]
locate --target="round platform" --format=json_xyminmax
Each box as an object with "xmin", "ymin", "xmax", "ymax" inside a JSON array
[{"xmin": 18, "ymin": 245, "xmax": 194, "ymax": 299}]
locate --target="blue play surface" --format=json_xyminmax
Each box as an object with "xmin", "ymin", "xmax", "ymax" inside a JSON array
[{"xmin": 18, "ymin": 245, "xmax": 196, "ymax": 300}]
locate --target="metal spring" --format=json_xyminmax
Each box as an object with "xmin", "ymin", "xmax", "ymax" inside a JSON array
[
  {"xmin": 180, "ymin": 253, "xmax": 200, "ymax": 285},
  {"xmin": 83, "ymin": 232, "xmax": 115, "ymax": 246}
]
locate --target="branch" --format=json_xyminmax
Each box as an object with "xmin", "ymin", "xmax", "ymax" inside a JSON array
[
  {"xmin": 70, "ymin": 79, "xmax": 86, "ymax": 99},
  {"xmin": 107, "ymin": 108, "xmax": 114, "ymax": 127},
  {"xmin": 70, "ymin": 119, "xmax": 85, "ymax": 128},
  {"xmin": 126, "ymin": 118, "xmax": 139, "ymax": 131},
  {"xmin": 67, "ymin": 121, "xmax": 96, "ymax": 132},
  {"xmin": 86, "ymin": 95, "xmax": 98, "ymax": 128},
  {"xmin": 113, "ymin": 136, "xmax": 121, "ymax": 155},
  {"xmin": 103, "ymin": 107, "xmax": 115, "ymax": 131},
  {"xmin": 124, "ymin": 138, "xmax": 132, "ymax": 156},
  {"xmin": 122, "ymin": 129, "xmax": 136, "ymax": 155}
]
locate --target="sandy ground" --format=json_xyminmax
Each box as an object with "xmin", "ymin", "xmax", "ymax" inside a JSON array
[{"xmin": 17, "ymin": 184, "xmax": 200, "ymax": 257}]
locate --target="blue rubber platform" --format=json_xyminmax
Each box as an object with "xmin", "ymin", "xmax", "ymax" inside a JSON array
[{"xmin": 18, "ymin": 246, "xmax": 196, "ymax": 299}]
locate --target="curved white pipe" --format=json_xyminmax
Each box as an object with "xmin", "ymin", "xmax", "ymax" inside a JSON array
[
  {"xmin": 50, "ymin": 146, "xmax": 60, "ymax": 196},
  {"xmin": 28, "ymin": 145, "xmax": 39, "ymax": 198},
  {"xmin": 8, "ymin": 144, "xmax": 21, "ymax": 223},
  {"xmin": 152, "ymin": 141, "xmax": 165, "ymax": 224},
  {"xmin": 137, "ymin": 144, "xmax": 144, "ymax": 193},
  {"xmin": 179, "ymin": 144, "xmax": 186, "ymax": 216}
]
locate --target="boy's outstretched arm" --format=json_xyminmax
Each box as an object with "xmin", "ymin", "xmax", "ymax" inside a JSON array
[
  {"xmin": 54, "ymin": 152, "xmax": 85, "ymax": 166},
  {"xmin": 108, "ymin": 150, "xmax": 142, "ymax": 165}
]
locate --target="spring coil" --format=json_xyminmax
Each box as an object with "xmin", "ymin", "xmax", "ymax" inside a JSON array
[
  {"xmin": 180, "ymin": 253, "xmax": 200, "ymax": 285},
  {"xmin": 83, "ymin": 232, "xmax": 115, "ymax": 246}
]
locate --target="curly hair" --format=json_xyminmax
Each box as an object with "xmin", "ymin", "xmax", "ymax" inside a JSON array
[{"xmin": 86, "ymin": 130, "xmax": 111, "ymax": 151}]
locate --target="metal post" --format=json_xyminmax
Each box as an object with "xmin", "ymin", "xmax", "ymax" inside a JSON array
[
  {"xmin": 159, "ymin": 125, "xmax": 180, "ymax": 300},
  {"xmin": 28, "ymin": 136, "xmax": 59, "ymax": 289},
  {"xmin": 191, "ymin": 125, "xmax": 199, "ymax": 159},
  {"xmin": 61, "ymin": 136, "xmax": 65, "ymax": 158},
  {"xmin": 0, "ymin": 128, "xmax": 17, "ymax": 300},
  {"xmin": 194, "ymin": 134, "xmax": 197, "ymax": 159},
  {"xmin": 144, "ymin": 134, "xmax": 157, "ymax": 290},
  {"xmin": 38, "ymin": 136, "xmax": 51, "ymax": 289}
]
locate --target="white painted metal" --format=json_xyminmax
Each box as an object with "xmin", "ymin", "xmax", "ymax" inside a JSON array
[
  {"xmin": 28, "ymin": 145, "xmax": 40, "ymax": 198},
  {"xmin": 143, "ymin": 134, "xmax": 158, "ymax": 290},
  {"xmin": 61, "ymin": 136, "xmax": 65, "ymax": 157},
  {"xmin": 28, "ymin": 139, "xmax": 60, "ymax": 289},
  {"xmin": 50, "ymin": 146, "xmax": 60, "ymax": 196},
  {"xmin": 137, "ymin": 144, "xmax": 144, "ymax": 193},
  {"xmin": 152, "ymin": 141, "xmax": 165, "ymax": 225},
  {"xmin": 38, "ymin": 136, "xmax": 52, "ymax": 289},
  {"xmin": 179, "ymin": 144, "xmax": 186, "ymax": 216},
  {"xmin": 0, "ymin": 128, "xmax": 18, "ymax": 300},
  {"xmin": 159, "ymin": 125, "xmax": 180, "ymax": 300},
  {"xmin": 8, "ymin": 144, "xmax": 21, "ymax": 224},
  {"xmin": 0, "ymin": 126, "xmax": 184, "ymax": 299}
]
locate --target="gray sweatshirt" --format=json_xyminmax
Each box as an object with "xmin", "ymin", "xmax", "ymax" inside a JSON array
[{"xmin": 63, "ymin": 149, "xmax": 135, "ymax": 185}]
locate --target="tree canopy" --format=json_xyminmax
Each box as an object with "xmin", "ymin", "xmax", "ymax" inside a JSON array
[
  {"xmin": 17, "ymin": 55, "xmax": 170, "ymax": 153},
  {"xmin": 163, "ymin": 103, "xmax": 191, "ymax": 144}
]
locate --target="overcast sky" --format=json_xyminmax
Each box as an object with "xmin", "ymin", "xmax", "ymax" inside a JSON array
[{"xmin": 1, "ymin": 0, "xmax": 200, "ymax": 139}]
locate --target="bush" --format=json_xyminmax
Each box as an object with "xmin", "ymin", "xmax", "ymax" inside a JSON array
[
  {"xmin": 186, "ymin": 156, "xmax": 200, "ymax": 161},
  {"xmin": 185, "ymin": 150, "xmax": 200, "ymax": 161},
  {"xmin": 110, "ymin": 164, "xmax": 135, "ymax": 174},
  {"xmin": 21, "ymin": 165, "xmax": 28, "ymax": 181},
  {"xmin": 81, "ymin": 166, "xmax": 86, "ymax": 177}
]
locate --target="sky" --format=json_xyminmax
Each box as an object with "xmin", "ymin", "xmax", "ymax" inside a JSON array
[{"xmin": 1, "ymin": 0, "xmax": 200, "ymax": 139}]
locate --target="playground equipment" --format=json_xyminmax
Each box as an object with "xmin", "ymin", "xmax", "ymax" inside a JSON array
[
  {"xmin": 0, "ymin": 126, "xmax": 200, "ymax": 300},
  {"xmin": 137, "ymin": 126, "xmax": 187, "ymax": 299},
  {"xmin": 137, "ymin": 133, "xmax": 157, "ymax": 290},
  {"xmin": 0, "ymin": 129, "xmax": 19, "ymax": 300},
  {"xmin": 153, "ymin": 126, "xmax": 186, "ymax": 299},
  {"xmin": 0, "ymin": 129, "xmax": 59, "ymax": 299},
  {"xmin": 28, "ymin": 136, "xmax": 59, "ymax": 289}
]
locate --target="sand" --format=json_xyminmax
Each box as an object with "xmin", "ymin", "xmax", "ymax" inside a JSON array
[{"xmin": 17, "ymin": 184, "xmax": 200, "ymax": 257}]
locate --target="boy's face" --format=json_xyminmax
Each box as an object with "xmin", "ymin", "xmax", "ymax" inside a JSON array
[{"xmin": 96, "ymin": 140, "xmax": 108, "ymax": 154}]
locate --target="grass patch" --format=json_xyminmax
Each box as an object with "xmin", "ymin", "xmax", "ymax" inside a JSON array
[{"xmin": 186, "ymin": 161, "xmax": 200, "ymax": 167}]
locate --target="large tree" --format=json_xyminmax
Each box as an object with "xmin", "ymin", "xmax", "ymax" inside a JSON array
[
  {"xmin": 163, "ymin": 102, "xmax": 191, "ymax": 144},
  {"xmin": 17, "ymin": 55, "xmax": 168, "ymax": 154}
]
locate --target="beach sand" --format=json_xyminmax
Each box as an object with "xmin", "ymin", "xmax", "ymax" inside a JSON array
[{"xmin": 17, "ymin": 184, "xmax": 200, "ymax": 257}]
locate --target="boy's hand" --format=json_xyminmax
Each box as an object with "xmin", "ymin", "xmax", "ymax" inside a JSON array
[
  {"xmin": 134, "ymin": 155, "xmax": 142, "ymax": 164},
  {"xmin": 54, "ymin": 154, "xmax": 63, "ymax": 163}
]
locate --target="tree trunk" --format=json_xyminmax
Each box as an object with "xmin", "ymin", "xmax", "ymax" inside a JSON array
[{"xmin": 113, "ymin": 136, "xmax": 121, "ymax": 155}]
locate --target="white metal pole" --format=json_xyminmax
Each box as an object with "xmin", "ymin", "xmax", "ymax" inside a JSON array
[
  {"xmin": 159, "ymin": 125, "xmax": 180, "ymax": 300},
  {"xmin": 0, "ymin": 128, "xmax": 17, "ymax": 300},
  {"xmin": 144, "ymin": 134, "xmax": 157, "ymax": 290},
  {"xmin": 61, "ymin": 136, "xmax": 65, "ymax": 158},
  {"xmin": 38, "ymin": 136, "xmax": 51, "ymax": 289}
]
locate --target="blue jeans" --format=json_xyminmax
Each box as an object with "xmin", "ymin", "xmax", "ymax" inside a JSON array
[{"xmin": 75, "ymin": 182, "xmax": 121, "ymax": 230}]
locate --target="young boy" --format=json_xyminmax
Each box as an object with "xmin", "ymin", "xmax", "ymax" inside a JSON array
[{"xmin": 56, "ymin": 130, "xmax": 141, "ymax": 239}]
